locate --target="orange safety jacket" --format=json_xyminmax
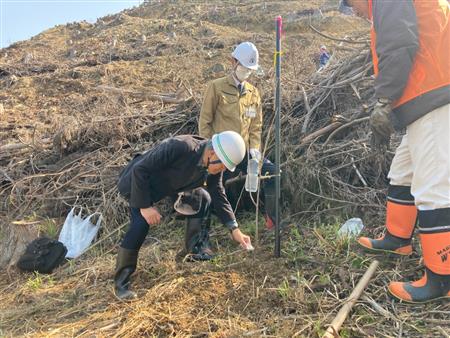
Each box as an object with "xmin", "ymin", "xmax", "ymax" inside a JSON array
[{"xmin": 369, "ymin": 0, "xmax": 450, "ymax": 128}]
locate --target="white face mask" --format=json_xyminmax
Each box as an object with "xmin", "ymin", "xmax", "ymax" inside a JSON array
[{"xmin": 235, "ymin": 65, "xmax": 252, "ymax": 82}]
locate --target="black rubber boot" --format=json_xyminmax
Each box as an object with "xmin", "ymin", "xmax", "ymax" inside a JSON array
[
  {"xmin": 358, "ymin": 231, "xmax": 413, "ymax": 255},
  {"xmin": 184, "ymin": 217, "xmax": 215, "ymax": 261},
  {"xmin": 114, "ymin": 247, "xmax": 138, "ymax": 300},
  {"xmin": 389, "ymin": 267, "xmax": 450, "ymax": 303}
]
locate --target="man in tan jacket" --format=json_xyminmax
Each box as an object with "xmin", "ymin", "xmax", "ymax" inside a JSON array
[{"xmin": 199, "ymin": 42, "xmax": 277, "ymax": 230}]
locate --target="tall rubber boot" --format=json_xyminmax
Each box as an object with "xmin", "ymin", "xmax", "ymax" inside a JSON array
[
  {"xmin": 261, "ymin": 159, "xmax": 276, "ymax": 230},
  {"xmin": 183, "ymin": 217, "xmax": 201, "ymax": 256},
  {"xmin": 263, "ymin": 174, "xmax": 277, "ymax": 231},
  {"xmin": 388, "ymin": 230, "xmax": 450, "ymax": 303},
  {"xmin": 114, "ymin": 247, "xmax": 138, "ymax": 300},
  {"xmin": 358, "ymin": 185, "xmax": 417, "ymax": 255},
  {"xmin": 184, "ymin": 217, "xmax": 215, "ymax": 261},
  {"xmin": 264, "ymin": 191, "xmax": 276, "ymax": 231}
]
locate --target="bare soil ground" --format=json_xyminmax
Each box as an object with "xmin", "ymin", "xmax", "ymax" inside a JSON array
[{"xmin": 0, "ymin": 1, "xmax": 448, "ymax": 337}]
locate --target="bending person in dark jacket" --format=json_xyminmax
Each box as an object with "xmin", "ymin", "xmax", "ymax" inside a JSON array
[{"xmin": 115, "ymin": 131, "xmax": 252, "ymax": 300}]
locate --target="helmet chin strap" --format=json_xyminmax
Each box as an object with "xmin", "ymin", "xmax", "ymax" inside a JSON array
[{"xmin": 232, "ymin": 64, "xmax": 240, "ymax": 79}]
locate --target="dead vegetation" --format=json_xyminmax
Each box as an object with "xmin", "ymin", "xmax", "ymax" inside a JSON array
[{"xmin": 0, "ymin": 1, "xmax": 448, "ymax": 337}]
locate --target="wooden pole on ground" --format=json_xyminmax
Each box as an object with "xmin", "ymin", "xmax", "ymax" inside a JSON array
[{"xmin": 322, "ymin": 260, "xmax": 379, "ymax": 338}]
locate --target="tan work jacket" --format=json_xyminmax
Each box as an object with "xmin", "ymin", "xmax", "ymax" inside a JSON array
[{"xmin": 199, "ymin": 75, "xmax": 262, "ymax": 150}]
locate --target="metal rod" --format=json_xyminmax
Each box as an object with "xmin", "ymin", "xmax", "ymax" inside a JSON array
[{"xmin": 274, "ymin": 16, "xmax": 282, "ymax": 257}]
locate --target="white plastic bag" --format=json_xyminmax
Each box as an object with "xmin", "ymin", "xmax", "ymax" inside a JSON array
[{"xmin": 58, "ymin": 207, "xmax": 102, "ymax": 259}]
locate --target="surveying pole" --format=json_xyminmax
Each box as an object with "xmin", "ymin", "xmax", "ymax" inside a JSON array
[{"xmin": 274, "ymin": 16, "xmax": 282, "ymax": 257}]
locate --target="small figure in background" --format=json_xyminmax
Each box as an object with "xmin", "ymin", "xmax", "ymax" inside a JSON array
[
  {"xmin": 339, "ymin": 0, "xmax": 354, "ymax": 15},
  {"xmin": 319, "ymin": 45, "xmax": 330, "ymax": 68}
]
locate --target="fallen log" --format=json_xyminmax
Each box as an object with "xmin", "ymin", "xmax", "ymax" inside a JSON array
[
  {"xmin": 95, "ymin": 85, "xmax": 191, "ymax": 104},
  {"xmin": 298, "ymin": 121, "xmax": 342, "ymax": 147},
  {"xmin": 0, "ymin": 140, "xmax": 52, "ymax": 154},
  {"xmin": 0, "ymin": 143, "xmax": 30, "ymax": 152},
  {"xmin": 0, "ymin": 222, "xmax": 40, "ymax": 270}
]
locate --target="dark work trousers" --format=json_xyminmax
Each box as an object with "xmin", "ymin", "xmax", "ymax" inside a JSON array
[
  {"xmin": 120, "ymin": 188, "xmax": 211, "ymax": 250},
  {"xmin": 223, "ymin": 154, "xmax": 276, "ymax": 220}
]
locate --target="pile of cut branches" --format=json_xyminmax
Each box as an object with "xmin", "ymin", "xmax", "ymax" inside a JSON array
[
  {"xmin": 261, "ymin": 39, "xmax": 394, "ymax": 225},
  {"xmin": 1, "ymin": 39, "xmax": 394, "ymax": 254}
]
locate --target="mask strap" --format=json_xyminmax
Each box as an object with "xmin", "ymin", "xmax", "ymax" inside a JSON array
[{"xmin": 206, "ymin": 156, "xmax": 222, "ymax": 168}]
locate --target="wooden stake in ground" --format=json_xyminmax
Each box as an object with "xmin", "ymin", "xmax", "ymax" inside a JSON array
[{"xmin": 322, "ymin": 260, "xmax": 379, "ymax": 338}]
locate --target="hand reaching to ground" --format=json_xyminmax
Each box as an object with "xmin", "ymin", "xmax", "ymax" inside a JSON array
[
  {"xmin": 231, "ymin": 228, "xmax": 254, "ymax": 251},
  {"xmin": 140, "ymin": 207, "xmax": 162, "ymax": 225}
]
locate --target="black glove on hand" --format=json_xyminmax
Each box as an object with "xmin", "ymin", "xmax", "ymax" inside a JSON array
[
  {"xmin": 370, "ymin": 99, "xmax": 394, "ymax": 150},
  {"xmin": 371, "ymin": 129, "xmax": 390, "ymax": 150}
]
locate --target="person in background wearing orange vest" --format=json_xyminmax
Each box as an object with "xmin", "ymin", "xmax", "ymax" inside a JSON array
[{"xmin": 342, "ymin": 0, "xmax": 450, "ymax": 303}]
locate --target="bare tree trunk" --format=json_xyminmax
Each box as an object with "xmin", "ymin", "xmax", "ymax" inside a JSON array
[{"xmin": 0, "ymin": 222, "xmax": 39, "ymax": 270}]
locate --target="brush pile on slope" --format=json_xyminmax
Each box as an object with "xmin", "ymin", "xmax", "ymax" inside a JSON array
[{"xmin": 0, "ymin": 4, "xmax": 382, "ymax": 236}]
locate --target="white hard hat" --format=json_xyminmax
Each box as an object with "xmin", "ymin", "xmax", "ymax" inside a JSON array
[
  {"xmin": 211, "ymin": 131, "xmax": 246, "ymax": 172},
  {"xmin": 231, "ymin": 42, "xmax": 259, "ymax": 70}
]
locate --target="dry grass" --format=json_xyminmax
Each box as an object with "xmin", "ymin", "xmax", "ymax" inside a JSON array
[{"xmin": 1, "ymin": 218, "xmax": 449, "ymax": 337}]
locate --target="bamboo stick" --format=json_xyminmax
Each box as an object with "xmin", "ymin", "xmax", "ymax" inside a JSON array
[{"xmin": 322, "ymin": 260, "xmax": 379, "ymax": 338}]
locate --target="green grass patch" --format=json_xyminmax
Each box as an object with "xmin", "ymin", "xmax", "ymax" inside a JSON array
[
  {"xmin": 277, "ymin": 279, "xmax": 291, "ymax": 300},
  {"xmin": 25, "ymin": 272, "xmax": 55, "ymax": 291},
  {"xmin": 39, "ymin": 218, "xmax": 59, "ymax": 238}
]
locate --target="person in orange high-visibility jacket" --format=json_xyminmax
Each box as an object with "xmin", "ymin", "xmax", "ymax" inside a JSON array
[{"xmin": 342, "ymin": 0, "xmax": 450, "ymax": 303}]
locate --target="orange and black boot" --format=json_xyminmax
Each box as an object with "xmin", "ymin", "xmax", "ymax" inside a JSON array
[
  {"xmin": 388, "ymin": 208, "xmax": 450, "ymax": 303},
  {"xmin": 358, "ymin": 185, "xmax": 417, "ymax": 255}
]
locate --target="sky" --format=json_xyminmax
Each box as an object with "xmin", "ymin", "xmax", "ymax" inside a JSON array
[{"xmin": 0, "ymin": 0, "xmax": 144, "ymax": 48}]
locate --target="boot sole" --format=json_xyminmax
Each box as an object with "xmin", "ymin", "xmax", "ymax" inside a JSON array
[
  {"xmin": 358, "ymin": 240, "xmax": 412, "ymax": 256},
  {"xmin": 113, "ymin": 287, "xmax": 137, "ymax": 301},
  {"xmin": 388, "ymin": 289, "xmax": 450, "ymax": 304}
]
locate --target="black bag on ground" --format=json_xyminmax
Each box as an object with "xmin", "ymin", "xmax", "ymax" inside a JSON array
[{"xmin": 17, "ymin": 237, "xmax": 68, "ymax": 274}]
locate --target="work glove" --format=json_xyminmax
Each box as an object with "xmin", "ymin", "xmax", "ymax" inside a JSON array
[
  {"xmin": 369, "ymin": 98, "xmax": 394, "ymax": 150},
  {"xmin": 249, "ymin": 148, "xmax": 262, "ymax": 162}
]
